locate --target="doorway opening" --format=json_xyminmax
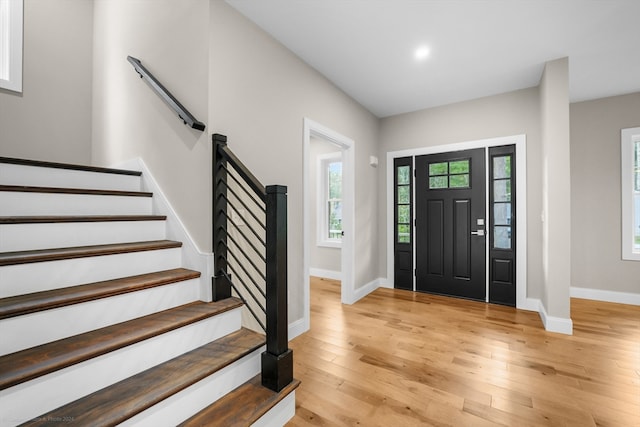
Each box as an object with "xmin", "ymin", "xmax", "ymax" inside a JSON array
[
  {"xmin": 302, "ymin": 118, "xmax": 355, "ymax": 334},
  {"xmin": 386, "ymin": 135, "xmax": 529, "ymax": 309}
]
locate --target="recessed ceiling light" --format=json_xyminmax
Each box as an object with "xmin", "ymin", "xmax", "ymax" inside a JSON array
[{"xmin": 414, "ymin": 45, "xmax": 430, "ymax": 61}]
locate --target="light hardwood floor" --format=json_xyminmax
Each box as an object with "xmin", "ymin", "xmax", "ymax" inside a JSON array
[{"xmin": 286, "ymin": 277, "xmax": 639, "ymax": 426}]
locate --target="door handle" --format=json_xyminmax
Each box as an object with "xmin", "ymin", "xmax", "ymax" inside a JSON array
[{"xmin": 471, "ymin": 230, "xmax": 485, "ymax": 236}]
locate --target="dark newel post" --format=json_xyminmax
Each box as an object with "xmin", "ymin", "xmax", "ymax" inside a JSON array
[
  {"xmin": 212, "ymin": 134, "xmax": 231, "ymax": 301},
  {"xmin": 262, "ymin": 185, "xmax": 293, "ymax": 392}
]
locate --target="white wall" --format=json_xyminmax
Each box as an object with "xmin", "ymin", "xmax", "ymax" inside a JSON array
[
  {"xmin": 209, "ymin": 1, "xmax": 379, "ymax": 323},
  {"xmin": 570, "ymin": 92, "xmax": 640, "ymax": 295},
  {"xmin": 91, "ymin": 0, "xmax": 379, "ymax": 326},
  {"xmin": 378, "ymin": 87, "xmax": 543, "ymax": 300},
  {"xmin": 309, "ymin": 136, "xmax": 341, "ymax": 275},
  {"xmin": 539, "ymin": 57, "xmax": 571, "ymax": 323},
  {"xmin": 0, "ymin": 0, "xmax": 93, "ymax": 163},
  {"xmin": 92, "ymin": 0, "xmax": 210, "ymax": 250}
]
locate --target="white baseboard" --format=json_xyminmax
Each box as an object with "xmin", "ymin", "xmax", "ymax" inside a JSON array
[
  {"xmin": 115, "ymin": 158, "xmax": 214, "ymax": 302},
  {"xmin": 378, "ymin": 277, "xmax": 394, "ymax": 289},
  {"xmin": 571, "ymin": 287, "xmax": 640, "ymax": 306},
  {"xmin": 288, "ymin": 318, "xmax": 307, "ymax": 341},
  {"xmin": 519, "ymin": 297, "xmax": 541, "ymax": 312},
  {"xmin": 538, "ymin": 301, "xmax": 573, "ymax": 335},
  {"xmin": 309, "ymin": 268, "xmax": 341, "ymax": 281},
  {"xmin": 351, "ymin": 277, "xmax": 384, "ymax": 303}
]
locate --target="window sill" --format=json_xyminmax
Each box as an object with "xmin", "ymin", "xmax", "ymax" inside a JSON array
[{"xmin": 317, "ymin": 240, "xmax": 342, "ymax": 249}]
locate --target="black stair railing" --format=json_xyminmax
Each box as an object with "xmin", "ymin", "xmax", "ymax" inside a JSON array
[
  {"xmin": 212, "ymin": 134, "xmax": 293, "ymax": 392},
  {"xmin": 127, "ymin": 56, "xmax": 206, "ymax": 131}
]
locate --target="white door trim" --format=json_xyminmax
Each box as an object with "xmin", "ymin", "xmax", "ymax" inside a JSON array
[
  {"xmin": 302, "ymin": 118, "xmax": 356, "ymax": 334},
  {"xmin": 385, "ymin": 134, "xmax": 532, "ymax": 311}
]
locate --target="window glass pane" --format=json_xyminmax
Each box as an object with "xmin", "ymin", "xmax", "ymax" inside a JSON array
[
  {"xmin": 449, "ymin": 174, "xmax": 469, "ymax": 188},
  {"xmin": 634, "ymin": 141, "xmax": 639, "ymax": 192},
  {"xmin": 328, "ymin": 162, "xmax": 342, "ymax": 199},
  {"xmin": 494, "ymin": 179, "xmax": 511, "ymax": 202},
  {"xmin": 493, "ymin": 156, "xmax": 511, "ymax": 179},
  {"xmin": 494, "ymin": 203, "xmax": 512, "ymax": 226},
  {"xmin": 397, "ymin": 224, "xmax": 410, "ymax": 243},
  {"xmin": 494, "ymin": 226, "xmax": 511, "ymax": 249},
  {"xmin": 449, "ymin": 160, "xmax": 469, "ymax": 174},
  {"xmin": 635, "ymin": 192, "xmax": 640, "ymax": 251},
  {"xmin": 398, "ymin": 205, "xmax": 410, "ymax": 224},
  {"xmin": 328, "ymin": 201, "xmax": 342, "ymax": 239},
  {"xmin": 397, "ymin": 185, "xmax": 410, "ymax": 204},
  {"xmin": 429, "ymin": 162, "xmax": 448, "ymax": 176},
  {"xmin": 397, "ymin": 165, "xmax": 410, "ymax": 185},
  {"xmin": 429, "ymin": 176, "xmax": 448, "ymax": 189}
]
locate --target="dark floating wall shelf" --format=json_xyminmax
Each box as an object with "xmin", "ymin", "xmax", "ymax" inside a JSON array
[{"xmin": 127, "ymin": 56, "xmax": 206, "ymax": 132}]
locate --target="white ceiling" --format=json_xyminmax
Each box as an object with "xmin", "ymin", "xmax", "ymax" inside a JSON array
[{"xmin": 226, "ymin": 0, "xmax": 640, "ymax": 118}]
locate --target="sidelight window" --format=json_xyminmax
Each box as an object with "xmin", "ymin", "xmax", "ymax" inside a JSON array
[
  {"xmin": 396, "ymin": 165, "xmax": 411, "ymax": 243},
  {"xmin": 492, "ymin": 155, "xmax": 513, "ymax": 249}
]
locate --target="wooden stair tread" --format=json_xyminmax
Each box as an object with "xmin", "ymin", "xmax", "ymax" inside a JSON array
[
  {"xmin": 179, "ymin": 375, "xmax": 300, "ymax": 427},
  {"xmin": 0, "ymin": 240, "xmax": 182, "ymax": 266},
  {"xmin": 0, "ymin": 268, "xmax": 201, "ymax": 319},
  {"xmin": 0, "ymin": 156, "xmax": 142, "ymax": 176},
  {"xmin": 19, "ymin": 328, "xmax": 265, "ymax": 427},
  {"xmin": 0, "ymin": 215, "xmax": 166, "ymax": 224},
  {"xmin": 0, "ymin": 298, "xmax": 244, "ymax": 390},
  {"xmin": 0, "ymin": 184, "xmax": 152, "ymax": 197}
]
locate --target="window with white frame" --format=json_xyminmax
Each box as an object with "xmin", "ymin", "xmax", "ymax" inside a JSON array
[
  {"xmin": 0, "ymin": 0, "xmax": 23, "ymax": 92},
  {"xmin": 621, "ymin": 126, "xmax": 640, "ymax": 261},
  {"xmin": 317, "ymin": 152, "xmax": 342, "ymax": 247}
]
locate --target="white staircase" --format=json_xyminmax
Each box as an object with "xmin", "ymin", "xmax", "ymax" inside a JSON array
[{"xmin": 0, "ymin": 157, "xmax": 297, "ymax": 426}]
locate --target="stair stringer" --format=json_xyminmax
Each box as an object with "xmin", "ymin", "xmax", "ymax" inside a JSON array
[{"xmin": 115, "ymin": 158, "xmax": 214, "ymax": 303}]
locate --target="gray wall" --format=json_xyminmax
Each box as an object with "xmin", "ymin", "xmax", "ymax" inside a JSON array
[
  {"xmin": 92, "ymin": 0, "xmax": 210, "ymax": 257},
  {"xmin": 378, "ymin": 87, "xmax": 543, "ymax": 300},
  {"xmin": 570, "ymin": 92, "xmax": 640, "ymax": 294},
  {"xmin": 91, "ymin": 0, "xmax": 380, "ymax": 325},
  {"xmin": 0, "ymin": 0, "xmax": 93, "ymax": 163},
  {"xmin": 539, "ymin": 57, "xmax": 571, "ymax": 320}
]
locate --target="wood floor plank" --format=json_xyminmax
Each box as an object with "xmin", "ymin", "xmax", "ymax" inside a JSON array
[{"xmin": 286, "ymin": 277, "xmax": 640, "ymax": 427}]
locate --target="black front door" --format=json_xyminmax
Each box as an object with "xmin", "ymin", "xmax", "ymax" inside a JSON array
[{"xmin": 415, "ymin": 148, "xmax": 486, "ymax": 301}]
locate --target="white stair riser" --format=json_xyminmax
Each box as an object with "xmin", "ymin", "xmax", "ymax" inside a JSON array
[
  {"xmin": 0, "ymin": 192, "xmax": 152, "ymax": 216},
  {"xmin": 0, "ymin": 248, "xmax": 182, "ymax": 297},
  {"xmin": 251, "ymin": 391, "xmax": 296, "ymax": 427},
  {"xmin": 0, "ymin": 309, "xmax": 243, "ymax": 427},
  {"xmin": 0, "ymin": 278, "xmax": 200, "ymax": 356},
  {"xmin": 0, "ymin": 163, "xmax": 142, "ymax": 192},
  {"xmin": 121, "ymin": 347, "xmax": 264, "ymax": 427},
  {"xmin": 0, "ymin": 221, "xmax": 167, "ymax": 252}
]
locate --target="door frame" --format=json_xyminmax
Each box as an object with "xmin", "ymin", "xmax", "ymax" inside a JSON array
[
  {"xmin": 386, "ymin": 134, "xmax": 532, "ymax": 310},
  {"xmin": 303, "ymin": 118, "xmax": 355, "ymax": 332}
]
